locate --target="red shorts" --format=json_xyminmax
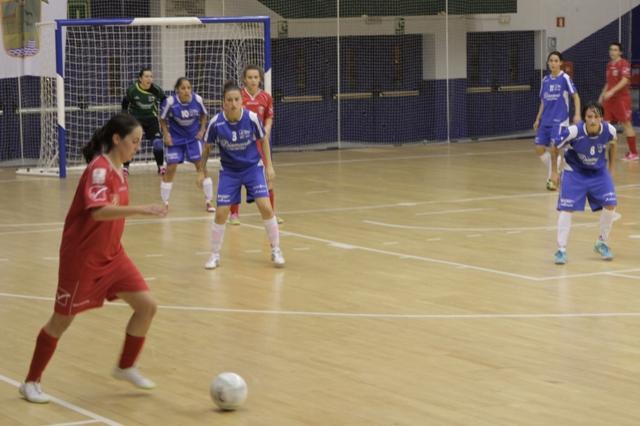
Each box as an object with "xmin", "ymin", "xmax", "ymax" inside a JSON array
[
  {"xmin": 54, "ymin": 253, "xmax": 148, "ymax": 315},
  {"xmin": 603, "ymin": 97, "xmax": 632, "ymax": 123}
]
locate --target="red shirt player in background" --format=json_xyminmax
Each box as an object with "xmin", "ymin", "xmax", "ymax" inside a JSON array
[
  {"xmin": 20, "ymin": 114, "xmax": 168, "ymax": 404},
  {"xmin": 229, "ymin": 64, "xmax": 283, "ymax": 225},
  {"xmin": 599, "ymin": 42, "xmax": 637, "ymax": 161}
]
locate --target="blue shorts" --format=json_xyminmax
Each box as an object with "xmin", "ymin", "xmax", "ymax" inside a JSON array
[
  {"xmin": 535, "ymin": 124, "xmax": 562, "ymax": 147},
  {"xmin": 165, "ymin": 140, "xmax": 203, "ymax": 164},
  {"xmin": 557, "ymin": 169, "xmax": 617, "ymax": 212},
  {"xmin": 217, "ymin": 164, "xmax": 269, "ymax": 206}
]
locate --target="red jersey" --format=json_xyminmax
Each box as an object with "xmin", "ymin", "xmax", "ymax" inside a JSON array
[
  {"xmin": 59, "ymin": 155, "xmax": 128, "ymax": 279},
  {"xmin": 242, "ymin": 88, "xmax": 274, "ymax": 124},
  {"xmin": 606, "ymin": 58, "xmax": 631, "ymax": 99}
]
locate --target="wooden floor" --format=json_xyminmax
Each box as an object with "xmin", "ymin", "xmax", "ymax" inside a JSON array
[{"xmin": 1, "ymin": 140, "xmax": 640, "ymax": 426}]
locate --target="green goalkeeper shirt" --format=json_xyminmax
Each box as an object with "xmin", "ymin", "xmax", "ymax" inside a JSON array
[{"xmin": 125, "ymin": 82, "xmax": 166, "ymax": 119}]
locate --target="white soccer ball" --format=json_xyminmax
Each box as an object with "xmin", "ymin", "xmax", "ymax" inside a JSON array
[{"xmin": 210, "ymin": 372, "xmax": 248, "ymax": 411}]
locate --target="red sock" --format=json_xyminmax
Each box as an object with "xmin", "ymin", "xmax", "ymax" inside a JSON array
[
  {"xmin": 230, "ymin": 204, "xmax": 240, "ymax": 215},
  {"xmin": 627, "ymin": 136, "xmax": 637, "ymax": 155},
  {"xmin": 118, "ymin": 334, "xmax": 145, "ymax": 369},
  {"xmin": 26, "ymin": 329, "xmax": 58, "ymax": 382},
  {"xmin": 269, "ymin": 189, "xmax": 275, "ymax": 212}
]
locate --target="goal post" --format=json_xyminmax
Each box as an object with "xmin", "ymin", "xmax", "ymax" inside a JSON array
[{"xmin": 20, "ymin": 16, "xmax": 271, "ymax": 178}]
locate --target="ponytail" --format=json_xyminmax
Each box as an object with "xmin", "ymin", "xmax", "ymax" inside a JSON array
[{"xmin": 82, "ymin": 113, "xmax": 141, "ymax": 163}]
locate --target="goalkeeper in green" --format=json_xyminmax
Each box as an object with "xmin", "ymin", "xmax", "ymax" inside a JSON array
[{"xmin": 121, "ymin": 68, "xmax": 167, "ymax": 175}]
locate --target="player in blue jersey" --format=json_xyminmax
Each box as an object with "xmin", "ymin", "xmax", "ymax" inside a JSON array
[
  {"xmin": 550, "ymin": 102, "xmax": 617, "ymax": 264},
  {"xmin": 534, "ymin": 51, "xmax": 581, "ymax": 191},
  {"xmin": 202, "ymin": 81, "xmax": 285, "ymax": 269},
  {"xmin": 159, "ymin": 77, "xmax": 215, "ymax": 212}
]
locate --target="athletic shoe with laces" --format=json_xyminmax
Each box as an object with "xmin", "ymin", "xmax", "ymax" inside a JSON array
[
  {"xmin": 112, "ymin": 366, "xmax": 156, "ymax": 390},
  {"xmin": 205, "ymin": 201, "xmax": 216, "ymax": 213},
  {"xmin": 271, "ymin": 248, "xmax": 285, "ymax": 268},
  {"xmin": 205, "ymin": 253, "xmax": 220, "ymax": 269},
  {"xmin": 276, "ymin": 216, "xmax": 285, "ymax": 224},
  {"xmin": 554, "ymin": 249, "xmax": 567, "ymax": 265},
  {"xmin": 546, "ymin": 179, "xmax": 557, "ymax": 191},
  {"xmin": 228, "ymin": 213, "xmax": 241, "ymax": 225},
  {"xmin": 594, "ymin": 240, "xmax": 613, "ymax": 260},
  {"xmin": 622, "ymin": 152, "xmax": 639, "ymax": 161},
  {"xmin": 19, "ymin": 382, "xmax": 50, "ymax": 403}
]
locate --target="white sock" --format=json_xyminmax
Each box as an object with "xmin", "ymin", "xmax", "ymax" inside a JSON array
[
  {"xmin": 211, "ymin": 222, "xmax": 226, "ymax": 254},
  {"xmin": 599, "ymin": 209, "xmax": 615, "ymax": 242},
  {"xmin": 263, "ymin": 216, "xmax": 280, "ymax": 249},
  {"xmin": 160, "ymin": 181, "xmax": 173, "ymax": 204},
  {"xmin": 202, "ymin": 177, "xmax": 213, "ymax": 202},
  {"xmin": 539, "ymin": 151, "xmax": 551, "ymax": 180},
  {"xmin": 557, "ymin": 211, "xmax": 572, "ymax": 250}
]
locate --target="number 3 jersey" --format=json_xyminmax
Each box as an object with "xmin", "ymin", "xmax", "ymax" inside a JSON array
[
  {"xmin": 554, "ymin": 121, "xmax": 617, "ymax": 173},
  {"xmin": 204, "ymin": 108, "xmax": 265, "ymax": 171}
]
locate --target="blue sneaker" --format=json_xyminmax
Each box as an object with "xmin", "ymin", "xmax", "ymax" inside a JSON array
[
  {"xmin": 554, "ymin": 250, "xmax": 567, "ymax": 265},
  {"xmin": 594, "ymin": 241, "xmax": 613, "ymax": 260}
]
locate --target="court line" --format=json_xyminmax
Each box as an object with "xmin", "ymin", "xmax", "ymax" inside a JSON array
[
  {"xmin": 240, "ymin": 224, "xmax": 538, "ymax": 281},
  {"xmin": 3, "ymin": 291, "xmax": 640, "ymax": 320},
  {"xmin": 43, "ymin": 420, "xmax": 102, "ymax": 426},
  {"xmin": 536, "ymin": 268, "xmax": 640, "ymax": 282},
  {"xmin": 607, "ymin": 273, "xmax": 640, "ymax": 280},
  {"xmin": 363, "ymin": 219, "xmax": 597, "ymax": 233},
  {"xmin": 415, "ymin": 208, "xmax": 491, "ymax": 216},
  {"xmin": 0, "ymin": 374, "xmax": 122, "ymax": 426}
]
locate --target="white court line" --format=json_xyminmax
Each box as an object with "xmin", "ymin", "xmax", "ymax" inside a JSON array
[
  {"xmin": 144, "ymin": 277, "xmax": 157, "ymax": 282},
  {"xmin": 363, "ymin": 220, "xmax": 597, "ymax": 233},
  {"xmin": 607, "ymin": 273, "xmax": 640, "ymax": 280},
  {"xmin": 43, "ymin": 257, "xmax": 59, "ymax": 261},
  {"xmin": 144, "ymin": 254, "xmax": 164, "ymax": 258},
  {"xmin": 4, "ymin": 290, "xmax": 640, "ymax": 321},
  {"xmin": 427, "ymin": 238, "xmax": 442, "ymax": 242},
  {"xmin": 415, "ymin": 208, "xmax": 491, "ymax": 216},
  {"xmin": 241, "ymin": 224, "xmax": 538, "ymax": 281},
  {"xmin": 276, "ymin": 149, "xmax": 532, "ymax": 167},
  {"xmin": 629, "ymin": 235, "xmax": 640, "ymax": 239},
  {"xmin": 42, "ymin": 420, "xmax": 102, "ymax": 426},
  {"xmin": 0, "ymin": 374, "xmax": 122, "ymax": 426},
  {"xmin": 537, "ymin": 268, "xmax": 640, "ymax": 282}
]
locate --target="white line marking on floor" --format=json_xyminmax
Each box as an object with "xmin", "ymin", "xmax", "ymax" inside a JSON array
[
  {"xmin": 629, "ymin": 235, "xmax": 640, "ymax": 239},
  {"xmin": 42, "ymin": 256, "xmax": 59, "ymax": 261},
  {"xmin": 329, "ymin": 242, "xmax": 357, "ymax": 250},
  {"xmin": 415, "ymin": 208, "xmax": 490, "ymax": 216},
  {"xmin": 397, "ymin": 202, "xmax": 418, "ymax": 207},
  {"xmin": 363, "ymin": 220, "xmax": 596, "ymax": 233},
  {"xmin": 537, "ymin": 268, "xmax": 640, "ymax": 281},
  {"xmin": 607, "ymin": 273, "xmax": 640, "ymax": 280},
  {"xmin": 427, "ymin": 238, "xmax": 442, "ymax": 242},
  {"xmin": 5, "ymin": 291, "xmax": 640, "ymax": 320},
  {"xmin": 42, "ymin": 420, "xmax": 102, "ymax": 426},
  {"xmin": 143, "ymin": 277, "xmax": 157, "ymax": 282},
  {"xmin": 0, "ymin": 374, "xmax": 122, "ymax": 426},
  {"xmin": 144, "ymin": 254, "xmax": 164, "ymax": 258},
  {"xmin": 506, "ymin": 231, "xmax": 522, "ymax": 234}
]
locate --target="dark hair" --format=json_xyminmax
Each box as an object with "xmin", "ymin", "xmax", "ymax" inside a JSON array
[
  {"xmin": 581, "ymin": 101, "xmax": 604, "ymax": 120},
  {"xmin": 138, "ymin": 67, "xmax": 152, "ymax": 79},
  {"xmin": 222, "ymin": 80, "xmax": 241, "ymax": 98},
  {"xmin": 174, "ymin": 77, "xmax": 190, "ymax": 91},
  {"xmin": 547, "ymin": 51, "xmax": 563, "ymax": 62},
  {"xmin": 82, "ymin": 113, "xmax": 140, "ymax": 163},
  {"xmin": 609, "ymin": 42, "xmax": 623, "ymax": 51},
  {"xmin": 242, "ymin": 64, "xmax": 264, "ymax": 85}
]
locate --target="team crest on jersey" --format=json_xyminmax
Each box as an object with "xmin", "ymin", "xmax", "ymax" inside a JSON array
[
  {"xmin": 92, "ymin": 168, "xmax": 106, "ymax": 184},
  {"xmin": 89, "ymin": 185, "xmax": 109, "ymax": 202},
  {"xmin": 56, "ymin": 288, "xmax": 71, "ymax": 307}
]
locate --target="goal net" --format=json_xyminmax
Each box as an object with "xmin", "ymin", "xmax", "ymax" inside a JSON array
[{"xmin": 20, "ymin": 16, "xmax": 270, "ymax": 177}]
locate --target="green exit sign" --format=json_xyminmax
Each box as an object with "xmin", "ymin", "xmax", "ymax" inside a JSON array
[{"xmin": 68, "ymin": 0, "xmax": 90, "ymax": 19}]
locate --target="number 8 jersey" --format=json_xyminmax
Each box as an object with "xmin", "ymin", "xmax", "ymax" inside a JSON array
[{"xmin": 554, "ymin": 121, "xmax": 617, "ymax": 172}]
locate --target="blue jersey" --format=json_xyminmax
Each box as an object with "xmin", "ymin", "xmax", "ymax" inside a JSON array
[
  {"xmin": 204, "ymin": 109, "xmax": 265, "ymax": 171},
  {"xmin": 539, "ymin": 71, "xmax": 576, "ymax": 126},
  {"xmin": 160, "ymin": 93, "xmax": 208, "ymax": 145},
  {"xmin": 554, "ymin": 121, "xmax": 617, "ymax": 173}
]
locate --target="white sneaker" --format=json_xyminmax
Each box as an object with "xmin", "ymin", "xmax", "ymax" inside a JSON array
[
  {"xmin": 205, "ymin": 253, "xmax": 220, "ymax": 269},
  {"xmin": 205, "ymin": 201, "xmax": 216, "ymax": 213},
  {"xmin": 271, "ymin": 248, "xmax": 285, "ymax": 268},
  {"xmin": 19, "ymin": 382, "xmax": 50, "ymax": 403},
  {"xmin": 112, "ymin": 366, "xmax": 156, "ymax": 390}
]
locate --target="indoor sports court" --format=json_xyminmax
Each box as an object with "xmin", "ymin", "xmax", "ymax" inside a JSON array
[{"xmin": 1, "ymin": 1, "xmax": 640, "ymax": 425}]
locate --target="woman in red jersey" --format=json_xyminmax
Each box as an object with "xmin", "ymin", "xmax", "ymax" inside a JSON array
[{"xmin": 20, "ymin": 113, "xmax": 168, "ymax": 404}]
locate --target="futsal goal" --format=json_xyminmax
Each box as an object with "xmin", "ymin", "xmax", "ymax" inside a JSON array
[{"xmin": 18, "ymin": 16, "xmax": 271, "ymax": 177}]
